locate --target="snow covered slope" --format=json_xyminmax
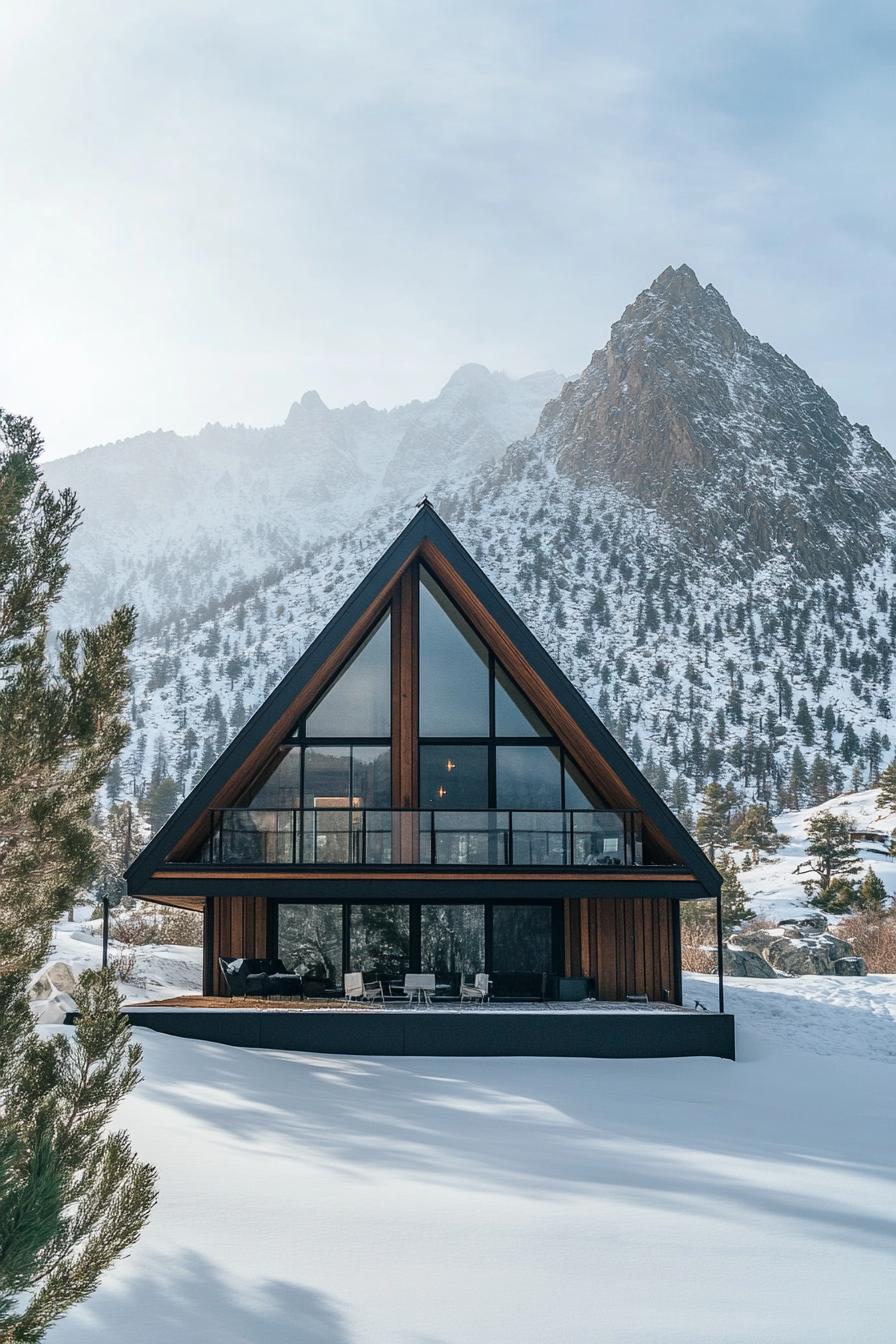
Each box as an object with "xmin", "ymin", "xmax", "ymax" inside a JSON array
[
  {"xmin": 735, "ymin": 787, "xmax": 896, "ymax": 923},
  {"xmin": 47, "ymin": 910, "xmax": 202, "ymax": 1001},
  {"xmin": 44, "ymin": 977, "xmax": 896, "ymax": 1344}
]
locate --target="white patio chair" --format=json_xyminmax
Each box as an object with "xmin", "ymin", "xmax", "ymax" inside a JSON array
[
  {"xmin": 401, "ymin": 973, "xmax": 436, "ymax": 1006},
  {"xmin": 460, "ymin": 972, "xmax": 491, "ymax": 1005},
  {"xmin": 343, "ymin": 971, "xmax": 385, "ymax": 1005}
]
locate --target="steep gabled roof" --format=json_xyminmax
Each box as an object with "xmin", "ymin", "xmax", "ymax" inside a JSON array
[{"xmin": 127, "ymin": 503, "xmax": 720, "ymax": 894}]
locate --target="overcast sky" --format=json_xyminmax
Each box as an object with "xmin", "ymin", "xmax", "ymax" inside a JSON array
[{"xmin": 1, "ymin": 1, "xmax": 893, "ymax": 461}]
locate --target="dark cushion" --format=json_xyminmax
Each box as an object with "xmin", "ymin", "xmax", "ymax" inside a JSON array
[{"xmin": 491, "ymin": 972, "xmax": 548, "ymax": 1001}]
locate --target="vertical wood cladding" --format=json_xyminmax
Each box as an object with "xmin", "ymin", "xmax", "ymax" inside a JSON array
[
  {"xmin": 391, "ymin": 565, "xmax": 419, "ymax": 862},
  {"xmin": 563, "ymin": 897, "xmax": 679, "ymax": 1003},
  {"xmin": 208, "ymin": 895, "xmax": 269, "ymax": 994}
]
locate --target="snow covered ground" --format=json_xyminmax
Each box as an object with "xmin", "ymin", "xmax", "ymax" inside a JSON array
[
  {"xmin": 44, "ymin": 975, "xmax": 894, "ymax": 1344},
  {"xmin": 737, "ymin": 787, "xmax": 896, "ymax": 923},
  {"xmin": 46, "ymin": 906, "xmax": 202, "ymax": 1002}
]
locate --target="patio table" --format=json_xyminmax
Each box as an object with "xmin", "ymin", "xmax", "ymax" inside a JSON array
[{"xmin": 387, "ymin": 980, "xmax": 452, "ymax": 1004}]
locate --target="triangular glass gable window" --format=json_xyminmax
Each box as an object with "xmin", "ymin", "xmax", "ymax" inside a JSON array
[
  {"xmin": 494, "ymin": 662, "xmax": 549, "ymax": 737},
  {"xmin": 418, "ymin": 568, "xmax": 489, "ymax": 736},
  {"xmin": 303, "ymin": 612, "xmax": 391, "ymax": 737}
]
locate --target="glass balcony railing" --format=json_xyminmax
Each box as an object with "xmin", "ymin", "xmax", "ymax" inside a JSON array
[{"xmin": 196, "ymin": 808, "xmax": 646, "ymax": 868}]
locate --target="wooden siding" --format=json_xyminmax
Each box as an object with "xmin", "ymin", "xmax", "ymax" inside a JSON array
[
  {"xmin": 208, "ymin": 894, "xmax": 269, "ymax": 995},
  {"xmin": 563, "ymin": 897, "xmax": 679, "ymax": 1003}
]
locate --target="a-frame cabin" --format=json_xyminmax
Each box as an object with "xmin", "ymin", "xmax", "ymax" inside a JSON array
[{"xmin": 127, "ymin": 504, "xmax": 726, "ymax": 1046}]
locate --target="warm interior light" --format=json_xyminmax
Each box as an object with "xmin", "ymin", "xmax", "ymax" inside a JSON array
[
  {"xmin": 437, "ymin": 786, "xmax": 447, "ymax": 799},
  {"xmin": 446, "ymin": 758, "xmax": 455, "ymax": 771}
]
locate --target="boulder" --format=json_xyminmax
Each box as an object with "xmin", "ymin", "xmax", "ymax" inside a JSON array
[
  {"xmin": 832, "ymin": 957, "xmax": 867, "ymax": 976},
  {"xmin": 731, "ymin": 926, "xmax": 867, "ymax": 976},
  {"xmin": 29, "ymin": 960, "xmax": 79, "ymax": 1000},
  {"xmin": 722, "ymin": 947, "xmax": 778, "ymax": 978},
  {"xmin": 777, "ymin": 914, "xmax": 828, "ymax": 932}
]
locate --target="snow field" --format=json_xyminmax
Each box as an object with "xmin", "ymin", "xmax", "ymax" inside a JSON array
[{"xmin": 46, "ymin": 975, "xmax": 895, "ymax": 1344}]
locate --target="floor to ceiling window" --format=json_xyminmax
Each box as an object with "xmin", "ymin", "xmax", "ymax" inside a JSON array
[
  {"xmin": 417, "ymin": 567, "xmax": 607, "ymax": 872},
  {"xmin": 420, "ymin": 904, "xmax": 485, "ymax": 988},
  {"xmin": 274, "ymin": 899, "xmax": 559, "ymax": 992},
  {"xmin": 492, "ymin": 905, "xmax": 554, "ymax": 974},
  {"xmin": 277, "ymin": 903, "xmax": 343, "ymax": 986},
  {"xmin": 349, "ymin": 903, "xmax": 410, "ymax": 983},
  {"xmin": 233, "ymin": 611, "xmax": 393, "ymax": 862}
]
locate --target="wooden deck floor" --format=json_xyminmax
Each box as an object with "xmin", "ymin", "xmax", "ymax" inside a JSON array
[
  {"xmin": 126, "ymin": 994, "xmax": 694, "ymax": 1014},
  {"xmin": 127, "ymin": 995, "xmax": 372, "ymax": 1011}
]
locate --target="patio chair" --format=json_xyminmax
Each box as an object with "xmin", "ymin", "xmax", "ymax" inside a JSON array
[
  {"xmin": 459, "ymin": 972, "xmax": 491, "ymax": 1005},
  {"xmin": 401, "ymin": 973, "xmax": 436, "ymax": 1006},
  {"xmin": 344, "ymin": 971, "xmax": 385, "ymax": 1004}
]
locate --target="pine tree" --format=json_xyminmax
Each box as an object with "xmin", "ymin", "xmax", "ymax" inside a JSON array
[
  {"xmin": 786, "ymin": 744, "xmax": 809, "ymax": 809},
  {"xmin": 795, "ymin": 697, "xmax": 815, "ymax": 746},
  {"xmin": 802, "ymin": 811, "xmax": 861, "ymax": 897},
  {"xmin": 865, "ymin": 728, "xmax": 883, "ymax": 782},
  {"xmin": 716, "ymin": 853, "xmax": 755, "ymax": 932},
  {"xmin": 808, "ymin": 755, "xmax": 833, "ymax": 805},
  {"xmin": 855, "ymin": 867, "xmax": 888, "ymax": 912},
  {"xmin": 142, "ymin": 774, "xmax": 179, "ymax": 833},
  {"xmin": 877, "ymin": 760, "xmax": 896, "ymax": 812},
  {"xmin": 694, "ymin": 782, "xmax": 737, "ymax": 859},
  {"xmin": 840, "ymin": 722, "xmax": 860, "ymax": 763},
  {"xmin": 105, "ymin": 758, "xmax": 123, "ymax": 805},
  {"xmin": 731, "ymin": 804, "xmax": 787, "ymax": 861},
  {"xmin": 91, "ymin": 802, "xmax": 138, "ymax": 910},
  {"xmin": 0, "ymin": 412, "xmax": 156, "ymax": 1339},
  {"xmin": 809, "ymin": 875, "xmax": 858, "ymax": 915},
  {"xmin": 670, "ymin": 775, "xmax": 690, "ymax": 819}
]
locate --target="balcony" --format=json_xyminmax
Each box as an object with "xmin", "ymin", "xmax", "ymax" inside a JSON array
[{"xmin": 197, "ymin": 807, "xmax": 645, "ymax": 868}]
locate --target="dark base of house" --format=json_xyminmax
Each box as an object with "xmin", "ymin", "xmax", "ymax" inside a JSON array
[{"xmin": 114, "ymin": 1004, "xmax": 736, "ymax": 1060}]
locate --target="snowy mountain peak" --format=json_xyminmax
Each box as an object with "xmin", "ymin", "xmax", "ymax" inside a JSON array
[
  {"xmin": 536, "ymin": 265, "xmax": 896, "ymax": 578},
  {"xmin": 284, "ymin": 389, "xmax": 329, "ymax": 422},
  {"xmin": 441, "ymin": 362, "xmax": 495, "ymax": 393}
]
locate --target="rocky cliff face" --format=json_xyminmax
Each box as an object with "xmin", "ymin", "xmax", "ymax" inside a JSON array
[{"xmin": 539, "ymin": 265, "xmax": 896, "ymax": 577}]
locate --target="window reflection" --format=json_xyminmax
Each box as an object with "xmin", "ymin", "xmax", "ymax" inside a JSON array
[
  {"xmin": 421, "ymin": 905, "xmax": 485, "ymax": 987},
  {"xmin": 495, "ymin": 745, "xmax": 562, "ymax": 809},
  {"xmin": 494, "ymin": 664, "xmax": 549, "ymax": 736},
  {"xmin": 420, "ymin": 745, "xmax": 488, "ymax": 809},
  {"xmin": 564, "ymin": 758, "xmax": 603, "ymax": 808},
  {"xmin": 492, "ymin": 904, "xmax": 553, "ymax": 974},
  {"xmin": 304, "ymin": 614, "xmax": 391, "ymax": 737},
  {"xmin": 278, "ymin": 904, "xmax": 343, "ymax": 987},
  {"xmin": 350, "ymin": 904, "xmax": 409, "ymax": 982},
  {"xmin": 419, "ymin": 569, "xmax": 489, "ymax": 735},
  {"xmin": 240, "ymin": 748, "xmax": 301, "ymax": 809}
]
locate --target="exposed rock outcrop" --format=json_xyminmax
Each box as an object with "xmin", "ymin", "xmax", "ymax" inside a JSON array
[
  {"xmin": 542, "ymin": 265, "xmax": 896, "ymax": 578},
  {"xmin": 728, "ymin": 923, "xmax": 867, "ymax": 977},
  {"xmin": 722, "ymin": 947, "xmax": 778, "ymax": 978}
]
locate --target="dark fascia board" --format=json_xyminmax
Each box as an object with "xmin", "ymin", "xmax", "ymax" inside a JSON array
[
  {"xmin": 127, "ymin": 503, "xmax": 721, "ymax": 896},
  {"xmin": 135, "ymin": 875, "xmax": 707, "ymax": 903}
]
